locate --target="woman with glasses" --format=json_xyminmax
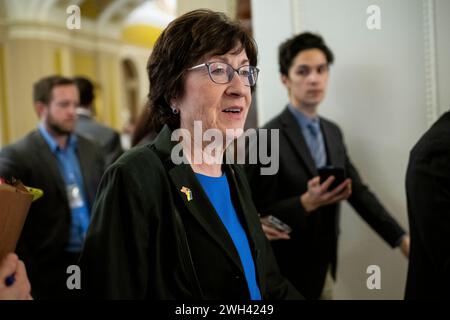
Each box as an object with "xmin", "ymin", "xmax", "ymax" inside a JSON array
[{"xmin": 80, "ymin": 9, "xmax": 301, "ymax": 300}]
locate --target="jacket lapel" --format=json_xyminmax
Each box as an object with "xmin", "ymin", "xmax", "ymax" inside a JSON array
[
  {"xmin": 76, "ymin": 136, "xmax": 98, "ymax": 209},
  {"xmin": 152, "ymin": 126, "xmax": 244, "ymax": 273},
  {"xmin": 32, "ymin": 131, "xmax": 67, "ymax": 199},
  {"xmin": 224, "ymin": 164, "xmax": 266, "ymax": 292},
  {"xmin": 279, "ymin": 107, "xmax": 317, "ymax": 176},
  {"xmin": 320, "ymin": 119, "xmax": 340, "ymax": 167}
]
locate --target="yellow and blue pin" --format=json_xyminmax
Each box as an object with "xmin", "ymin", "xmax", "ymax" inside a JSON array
[{"xmin": 180, "ymin": 186, "xmax": 193, "ymax": 202}]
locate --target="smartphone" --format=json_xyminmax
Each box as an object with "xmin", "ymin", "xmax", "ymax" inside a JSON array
[
  {"xmin": 261, "ymin": 215, "xmax": 292, "ymax": 233},
  {"xmin": 318, "ymin": 166, "xmax": 346, "ymax": 191}
]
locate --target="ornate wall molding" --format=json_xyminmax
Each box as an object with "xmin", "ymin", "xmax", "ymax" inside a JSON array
[
  {"xmin": 423, "ymin": 0, "xmax": 439, "ymax": 125},
  {"xmin": 7, "ymin": 23, "xmax": 123, "ymax": 54},
  {"xmin": 291, "ymin": 0, "xmax": 306, "ymax": 34}
]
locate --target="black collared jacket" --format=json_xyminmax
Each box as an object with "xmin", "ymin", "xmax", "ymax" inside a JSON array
[{"xmin": 80, "ymin": 125, "xmax": 302, "ymax": 300}]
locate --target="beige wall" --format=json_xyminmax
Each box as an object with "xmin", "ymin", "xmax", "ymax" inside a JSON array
[
  {"xmin": 0, "ymin": 20, "xmax": 5, "ymax": 145},
  {"xmin": 3, "ymin": 38, "xmax": 56, "ymax": 142},
  {"xmin": 0, "ymin": 43, "xmax": 7, "ymax": 145},
  {"xmin": 0, "ymin": 0, "xmax": 244, "ymax": 147},
  {"xmin": 96, "ymin": 51, "xmax": 123, "ymax": 131},
  {"xmin": 0, "ymin": 26, "xmax": 132, "ymax": 145},
  {"xmin": 177, "ymin": 0, "xmax": 236, "ymax": 16}
]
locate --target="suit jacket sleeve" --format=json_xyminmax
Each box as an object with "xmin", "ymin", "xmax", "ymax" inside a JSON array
[
  {"xmin": 244, "ymin": 135, "xmax": 308, "ymax": 231},
  {"xmin": 0, "ymin": 145, "xmax": 27, "ymax": 181},
  {"xmin": 80, "ymin": 157, "xmax": 152, "ymax": 299},
  {"xmin": 262, "ymin": 233, "xmax": 304, "ymax": 299},
  {"xmin": 340, "ymin": 129, "xmax": 406, "ymax": 247},
  {"xmin": 104, "ymin": 132, "xmax": 124, "ymax": 166},
  {"xmin": 408, "ymin": 141, "xmax": 450, "ymax": 279},
  {"xmin": 237, "ymin": 165, "xmax": 304, "ymax": 299}
]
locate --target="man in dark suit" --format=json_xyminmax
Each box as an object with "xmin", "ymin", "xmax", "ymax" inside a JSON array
[
  {"xmin": 405, "ymin": 111, "xmax": 450, "ymax": 299},
  {"xmin": 245, "ymin": 32, "xmax": 409, "ymax": 299},
  {"xmin": 74, "ymin": 76, "xmax": 123, "ymax": 167},
  {"xmin": 0, "ymin": 75, "xmax": 105, "ymax": 299}
]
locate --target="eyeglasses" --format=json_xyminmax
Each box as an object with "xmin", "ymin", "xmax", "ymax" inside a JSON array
[{"xmin": 188, "ymin": 62, "xmax": 259, "ymax": 87}]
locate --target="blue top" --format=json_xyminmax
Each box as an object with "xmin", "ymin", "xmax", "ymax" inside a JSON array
[
  {"xmin": 288, "ymin": 104, "xmax": 327, "ymax": 168},
  {"xmin": 195, "ymin": 172, "xmax": 262, "ymax": 300},
  {"xmin": 38, "ymin": 124, "xmax": 90, "ymax": 252}
]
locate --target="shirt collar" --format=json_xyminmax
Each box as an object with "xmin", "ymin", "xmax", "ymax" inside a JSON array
[
  {"xmin": 287, "ymin": 103, "xmax": 320, "ymax": 131},
  {"xmin": 38, "ymin": 123, "xmax": 77, "ymax": 153}
]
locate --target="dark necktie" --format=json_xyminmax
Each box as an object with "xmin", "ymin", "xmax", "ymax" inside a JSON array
[{"xmin": 307, "ymin": 122, "xmax": 326, "ymax": 168}]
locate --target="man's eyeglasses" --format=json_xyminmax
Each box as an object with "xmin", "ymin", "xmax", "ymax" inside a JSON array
[{"xmin": 188, "ymin": 62, "xmax": 259, "ymax": 87}]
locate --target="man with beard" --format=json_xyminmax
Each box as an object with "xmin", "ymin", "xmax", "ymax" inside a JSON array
[{"xmin": 0, "ymin": 76, "xmax": 105, "ymax": 299}]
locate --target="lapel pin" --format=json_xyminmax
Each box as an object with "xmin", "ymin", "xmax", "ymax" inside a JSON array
[{"xmin": 180, "ymin": 186, "xmax": 193, "ymax": 202}]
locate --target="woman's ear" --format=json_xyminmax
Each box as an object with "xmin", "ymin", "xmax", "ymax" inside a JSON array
[
  {"xmin": 169, "ymin": 98, "xmax": 179, "ymax": 114},
  {"xmin": 170, "ymin": 97, "xmax": 178, "ymax": 107}
]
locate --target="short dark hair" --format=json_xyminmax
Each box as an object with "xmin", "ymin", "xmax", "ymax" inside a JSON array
[
  {"xmin": 73, "ymin": 76, "xmax": 95, "ymax": 107},
  {"xmin": 278, "ymin": 32, "xmax": 334, "ymax": 76},
  {"xmin": 147, "ymin": 9, "xmax": 258, "ymax": 133},
  {"xmin": 33, "ymin": 75, "xmax": 75, "ymax": 105}
]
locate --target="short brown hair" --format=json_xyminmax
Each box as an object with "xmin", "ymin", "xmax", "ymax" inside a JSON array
[
  {"xmin": 146, "ymin": 9, "xmax": 258, "ymax": 133},
  {"xmin": 33, "ymin": 75, "xmax": 75, "ymax": 105},
  {"xmin": 279, "ymin": 32, "xmax": 334, "ymax": 76}
]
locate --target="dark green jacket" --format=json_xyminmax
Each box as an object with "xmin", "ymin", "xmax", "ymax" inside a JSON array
[{"xmin": 80, "ymin": 125, "xmax": 302, "ymax": 300}]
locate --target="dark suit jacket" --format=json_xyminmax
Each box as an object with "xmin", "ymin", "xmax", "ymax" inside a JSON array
[
  {"xmin": 0, "ymin": 130, "xmax": 105, "ymax": 299},
  {"xmin": 79, "ymin": 125, "xmax": 302, "ymax": 300},
  {"xmin": 75, "ymin": 114, "xmax": 123, "ymax": 167},
  {"xmin": 245, "ymin": 107, "xmax": 406, "ymax": 299},
  {"xmin": 405, "ymin": 111, "xmax": 450, "ymax": 299}
]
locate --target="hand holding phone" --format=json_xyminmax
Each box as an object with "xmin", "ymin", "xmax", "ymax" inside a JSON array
[
  {"xmin": 318, "ymin": 166, "xmax": 346, "ymax": 191},
  {"xmin": 260, "ymin": 215, "xmax": 292, "ymax": 233}
]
